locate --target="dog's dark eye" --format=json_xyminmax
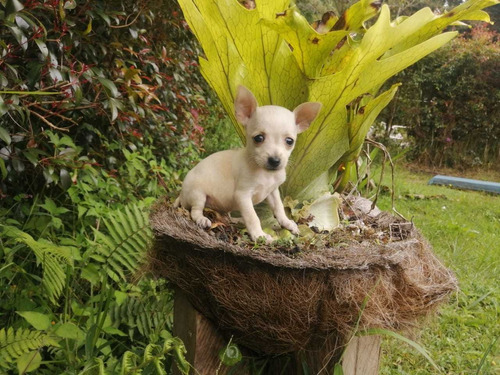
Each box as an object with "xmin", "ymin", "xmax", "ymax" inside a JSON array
[
  {"xmin": 253, "ymin": 134, "xmax": 265, "ymax": 143},
  {"xmin": 285, "ymin": 137, "xmax": 294, "ymax": 146}
]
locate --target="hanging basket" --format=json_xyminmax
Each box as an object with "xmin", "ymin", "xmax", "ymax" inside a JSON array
[{"xmin": 146, "ymin": 197, "xmax": 457, "ymax": 355}]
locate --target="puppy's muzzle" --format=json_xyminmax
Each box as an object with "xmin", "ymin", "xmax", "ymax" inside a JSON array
[{"xmin": 267, "ymin": 156, "xmax": 281, "ymax": 170}]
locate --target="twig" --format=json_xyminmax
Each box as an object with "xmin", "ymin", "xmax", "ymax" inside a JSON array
[
  {"xmin": 29, "ymin": 110, "xmax": 70, "ymax": 132},
  {"xmin": 32, "ymin": 104, "xmax": 79, "ymax": 127},
  {"xmin": 365, "ymin": 138, "xmax": 408, "ymax": 221},
  {"xmin": 110, "ymin": 9, "xmax": 143, "ymax": 29}
]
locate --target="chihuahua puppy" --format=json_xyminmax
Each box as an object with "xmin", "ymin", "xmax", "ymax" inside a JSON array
[{"xmin": 175, "ymin": 85, "xmax": 321, "ymax": 242}]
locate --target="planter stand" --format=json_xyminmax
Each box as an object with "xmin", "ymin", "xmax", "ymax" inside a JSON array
[
  {"xmin": 148, "ymin": 201, "xmax": 456, "ymax": 375},
  {"xmin": 172, "ymin": 289, "xmax": 381, "ymax": 375}
]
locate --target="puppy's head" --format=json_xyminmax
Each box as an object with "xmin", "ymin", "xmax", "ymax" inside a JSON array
[{"xmin": 235, "ymin": 85, "xmax": 321, "ymax": 171}]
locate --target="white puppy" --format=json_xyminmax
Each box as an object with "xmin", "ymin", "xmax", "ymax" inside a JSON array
[{"xmin": 175, "ymin": 86, "xmax": 321, "ymax": 242}]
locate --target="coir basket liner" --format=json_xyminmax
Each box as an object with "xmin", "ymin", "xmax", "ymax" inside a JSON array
[{"xmin": 147, "ymin": 199, "xmax": 457, "ymax": 355}]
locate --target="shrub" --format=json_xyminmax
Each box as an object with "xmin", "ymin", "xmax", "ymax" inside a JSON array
[
  {"xmin": 0, "ymin": 0, "xmax": 213, "ymax": 206},
  {"xmin": 379, "ymin": 24, "xmax": 500, "ymax": 168}
]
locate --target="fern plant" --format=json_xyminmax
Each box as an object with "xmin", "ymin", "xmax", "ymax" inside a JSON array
[
  {"xmin": 88, "ymin": 203, "xmax": 152, "ymax": 283},
  {"xmin": 1, "ymin": 225, "xmax": 75, "ymax": 304},
  {"xmin": 177, "ymin": 0, "xmax": 498, "ymax": 229},
  {"xmin": 121, "ymin": 338, "xmax": 190, "ymax": 375},
  {"xmin": 0, "ymin": 328, "xmax": 57, "ymax": 370},
  {"xmin": 108, "ymin": 290, "xmax": 174, "ymax": 340}
]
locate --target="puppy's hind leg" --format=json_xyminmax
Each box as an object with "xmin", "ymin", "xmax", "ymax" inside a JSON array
[{"xmin": 189, "ymin": 193, "xmax": 212, "ymax": 229}]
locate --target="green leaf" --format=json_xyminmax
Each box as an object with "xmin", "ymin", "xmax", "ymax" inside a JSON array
[
  {"xmin": 98, "ymin": 77, "xmax": 119, "ymax": 98},
  {"xmin": 114, "ymin": 290, "xmax": 127, "ymax": 306},
  {"xmin": 219, "ymin": 342, "xmax": 242, "ymax": 366},
  {"xmin": 0, "ymin": 96, "xmax": 8, "ymax": 117},
  {"xmin": 0, "ymin": 158, "xmax": 7, "ymax": 180},
  {"xmin": 333, "ymin": 363, "xmax": 344, "ymax": 375},
  {"xmin": 60, "ymin": 169, "xmax": 72, "ymax": 191},
  {"xmin": 2, "ymin": 226, "xmax": 73, "ymax": 303},
  {"xmin": 8, "ymin": 25, "xmax": 27, "ymax": 50},
  {"xmin": 5, "ymin": 0, "xmax": 24, "ymax": 17},
  {"xmin": 83, "ymin": 19, "xmax": 93, "ymax": 35},
  {"xmin": 81, "ymin": 263, "xmax": 101, "ymax": 284},
  {"xmin": 0, "ymin": 328, "xmax": 56, "ymax": 365},
  {"xmin": 16, "ymin": 312, "xmax": 51, "ymax": 331},
  {"xmin": 34, "ymin": 39, "xmax": 49, "ymax": 58},
  {"xmin": 16, "ymin": 351, "xmax": 41, "ymax": 374},
  {"xmin": 103, "ymin": 326, "xmax": 127, "ymax": 337},
  {"xmin": 55, "ymin": 322, "xmax": 85, "ymax": 341},
  {"xmin": 0, "ymin": 125, "xmax": 11, "ymax": 144},
  {"xmin": 40, "ymin": 198, "xmax": 70, "ymax": 216}
]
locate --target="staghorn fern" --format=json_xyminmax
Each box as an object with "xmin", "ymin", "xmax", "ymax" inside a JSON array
[
  {"xmin": 1, "ymin": 225, "xmax": 74, "ymax": 303},
  {"xmin": 177, "ymin": 0, "xmax": 498, "ymax": 229},
  {"xmin": 0, "ymin": 327, "xmax": 57, "ymax": 368},
  {"xmin": 89, "ymin": 203, "xmax": 152, "ymax": 282}
]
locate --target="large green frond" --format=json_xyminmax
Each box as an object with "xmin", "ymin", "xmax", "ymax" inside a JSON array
[
  {"xmin": 89, "ymin": 203, "xmax": 152, "ymax": 282},
  {"xmin": 0, "ymin": 327, "xmax": 56, "ymax": 368},
  {"xmin": 178, "ymin": 0, "xmax": 498, "ymax": 202},
  {"xmin": 2, "ymin": 225, "xmax": 74, "ymax": 303}
]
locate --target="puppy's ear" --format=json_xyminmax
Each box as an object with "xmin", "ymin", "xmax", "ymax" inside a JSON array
[
  {"xmin": 293, "ymin": 102, "xmax": 322, "ymax": 133},
  {"xmin": 235, "ymin": 85, "xmax": 258, "ymax": 126}
]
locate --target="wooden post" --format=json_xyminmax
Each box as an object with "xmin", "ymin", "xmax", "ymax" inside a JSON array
[
  {"xmin": 173, "ymin": 290, "xmax": 247, "ymax": 375},
  {"xmin": 342, "ymin": 335, "xmax": 381, "ymax": 375},
  {"xmin": 173, "ymin": 290, "xmax": 381, "ymax": 374}
]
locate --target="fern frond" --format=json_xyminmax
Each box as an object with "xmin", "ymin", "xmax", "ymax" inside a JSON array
[
  {"xmin": 90, "ymin": 203, "xmax": 152, "ymax": 282},
  {"xmin": 1, "ymin": 225, "xmax": 74, "ymax": 303},
  {"xmin": 121, "ymin": 351, "xmax": 141, "ymax": 375},
  {"xmin": 79, "ymin": 358, "xmax": 106, "ymax": 375},
  {"xmin": 0, "ymin": 328, "xmax": 55, "ymax": 368},
  {"xmin": 109, "ymin": 292, "xmax": 173, "ymax": 339},
  {"xmin": 143, "ymin": 343, "xmax": 161, "ymax": 362}
]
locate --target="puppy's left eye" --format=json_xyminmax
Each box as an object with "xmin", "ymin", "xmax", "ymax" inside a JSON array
[
  {"xmin": 285, "ymin": 137, "xmax": 294, "ymax": 146},
  {"xmin": 253, "ymin": 134, "xmax": 265, "ymax": 143}
]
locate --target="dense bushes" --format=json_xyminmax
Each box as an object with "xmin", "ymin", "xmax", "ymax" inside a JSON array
[
  {"xmin": 379, "ymin": 25, "xmax": 499, "ymax": 168},
  {"xmin": 0, "ymin": 0, "xmax": 213, "ymax": 203},
  {"xmin": 0, "ymin": 0, "xmax": 217, "ymax": 372}
]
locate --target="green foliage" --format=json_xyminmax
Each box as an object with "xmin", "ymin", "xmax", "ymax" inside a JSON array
[
  {"xmin": 0, "ymin": 0, "xmax": 213, "ymax": 205},
  {"xmin": 176, "ymin": 0, "xmax": 497, "ymax": 204},
  {"xmin": 379, "ymin": 25, "xmax": 500, "ymax": 168},
  {"xmin": 0, "ymin": 1, "xmax": 207, "ymax": 373},
  {"xmin": 0, "ymin": 191, "xmax": 185, "ymax": 372},
  {"xmin": 0, "ymin": 327, "xmax": 56, "ymax": 371},
  {"xmin": 2, "ymin": 224, "xmax": 75, "ymax": 303},
  {"xmin": 90, "ymin": 203, "xmax": 152, "ymax": 283}
]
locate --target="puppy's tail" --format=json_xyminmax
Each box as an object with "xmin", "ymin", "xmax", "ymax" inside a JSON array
[{"xmin": 173, "ymin": 196, "xmax": 181, "ymax": 208}]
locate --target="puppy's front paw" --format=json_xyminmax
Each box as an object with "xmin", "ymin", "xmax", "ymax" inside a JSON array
[
  {"xmin": 196, "ymin": 216, "xmax": 212, "ymax": 229},
  {"xmin": 281, "ymin": 219, "xmax": 299, "ymax": 235}
]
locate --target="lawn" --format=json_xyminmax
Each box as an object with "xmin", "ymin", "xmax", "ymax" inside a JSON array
[{"xmin": 375, "ymin": 166, "xmax": 499, "ymax": 374}]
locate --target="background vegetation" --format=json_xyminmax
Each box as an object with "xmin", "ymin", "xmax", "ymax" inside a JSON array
[
  {"xmin": 0, "ymin": 0, "xmax": 215, "ymax": 372},
  {"xmin": 0, "ymin": 0, "xmax": 498, "ymax": 374},
  {"xmin": 378, "ymin": 24, "xmax": 499, "ymax": 168}
]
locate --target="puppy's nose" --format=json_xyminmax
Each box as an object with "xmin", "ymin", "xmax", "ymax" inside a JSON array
[{"xmin": 267, "ymin": 156, "xmax": 281, "ymax": 168}]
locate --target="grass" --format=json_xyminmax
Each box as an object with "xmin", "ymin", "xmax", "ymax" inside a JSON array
[{"xmin": 375, "ymin": 165, "xmax": 499, "ymax": 375}]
